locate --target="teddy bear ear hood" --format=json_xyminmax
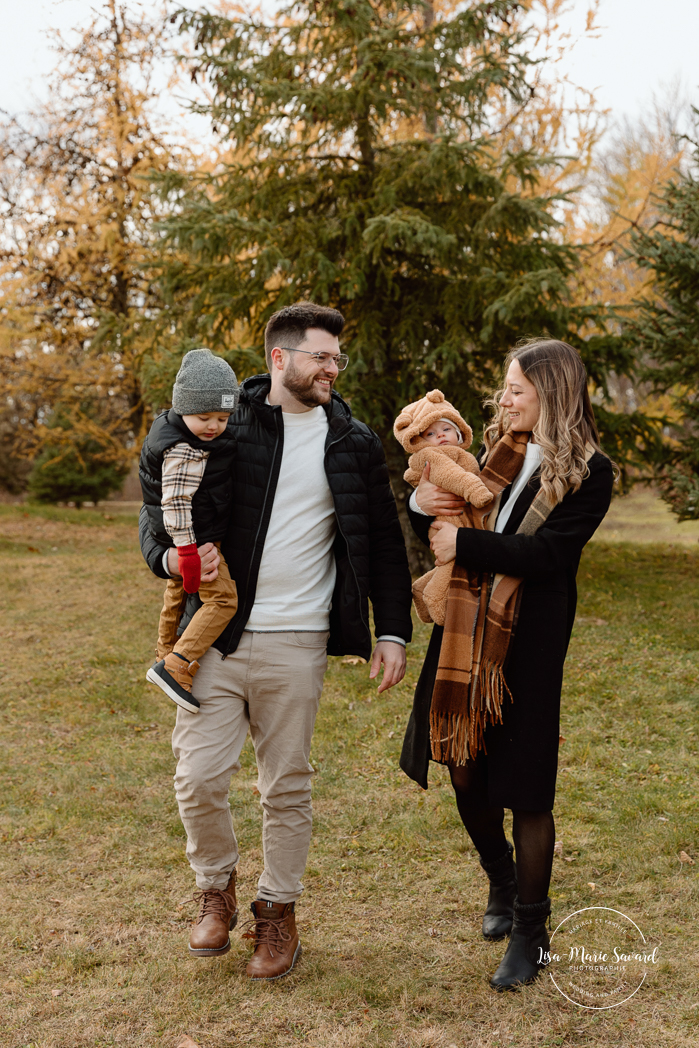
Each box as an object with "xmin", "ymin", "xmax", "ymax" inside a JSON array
[{"xmin": 394, "ymin": 388, "xmax": 473, "ymax": 452}]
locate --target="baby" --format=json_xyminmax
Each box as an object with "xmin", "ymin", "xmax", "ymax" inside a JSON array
[
  {"xmin": 140, "ymin": 348, "xmax": 239, "ymax": 713},
  {"xmin": 394, "ymin": 389, "xmax": 493, "ymax": 625}
]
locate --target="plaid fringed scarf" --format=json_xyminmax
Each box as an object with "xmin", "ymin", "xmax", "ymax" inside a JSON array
[{"xmin": 430, "ymin": 431, "xmax": 558, "ymax": 765}]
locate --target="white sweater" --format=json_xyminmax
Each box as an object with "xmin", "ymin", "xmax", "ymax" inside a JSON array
[
  {"xmin": 494, "ymin": 441, "xmax": 543, "ymax": 533},
  {"xmin": 245, "ymin": 405, "xmax": 337, "ymax": 632}
]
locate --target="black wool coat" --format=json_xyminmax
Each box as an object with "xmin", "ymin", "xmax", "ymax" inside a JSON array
[
  {"xmin": 139, "ymin": 374, "xmax": 413, "ymax": 661},
  {"xmin": 400, "ymin": 450, "xmax": 614, "ymax": 810}
]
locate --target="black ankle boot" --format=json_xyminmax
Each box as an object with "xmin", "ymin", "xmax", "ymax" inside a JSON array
[
  {"xmin": 489, "ymin": 896, "xmax": 551, "ymax": 991},
  {"xmin": 479, "ymin": 843, "xmax": 517, "ymax": 941}
]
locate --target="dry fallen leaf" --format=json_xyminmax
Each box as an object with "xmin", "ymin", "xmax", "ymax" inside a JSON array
[
  {"xmin": 251, "ymin": 785, "xmax": 260, "ymax": 796},
  {"xmin": 554, "ymin": 841, "xmax": 563, "ymax": 857},
  {"xmin": 177, "ymin": 1037, "xmax": 201, "ymax": 1048},
  {"xmin": 564, "ymin": 856, "xmax": 575, "ymax": 863},
  {"xmin": 558, "ymin": 735, "xmax": 566, "ymax": 744},
  {"xmin": 51, "ymin": 988, "xmax": 63, "ymax": 997},
  {"xmin": 679, "ymin": 851, "xmax": 695, "ymax": 865},
  {"xmin": 587, "ymin": 882, "xmax": 596, "ymax": 890},
  {"xmin": 341, "ymin": 656, "xmax": 367, "ymax": 665}
]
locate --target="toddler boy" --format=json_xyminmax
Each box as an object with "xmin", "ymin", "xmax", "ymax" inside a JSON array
[{"xmin": 140, "ymin": 348, "xmax": 239, "ymax": 713}]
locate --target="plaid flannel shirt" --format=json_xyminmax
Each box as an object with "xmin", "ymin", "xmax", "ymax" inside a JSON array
[{"xmin": 161, "ymin": 442, "xmax": 210, "ymax": 546}]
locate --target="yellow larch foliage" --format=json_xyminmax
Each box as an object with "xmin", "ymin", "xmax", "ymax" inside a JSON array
[{"xmin": 0, "ymin": 0, "xmax": 192, "ymax": 474}]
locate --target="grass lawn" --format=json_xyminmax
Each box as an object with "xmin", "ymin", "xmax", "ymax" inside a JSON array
[
  {"xmin": 592, "ymin": 488, "xmax": 699, "ymax": 546},
  {"xmin": 1, "ymin": 503, "xmax": 698, "ymax": 1048}
]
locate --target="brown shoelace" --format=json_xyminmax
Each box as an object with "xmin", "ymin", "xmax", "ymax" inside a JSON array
[
  {"xmin": 241, "ymin": 914, "xmax": 292, "ymax": 957},
  {"xmin": 192, "ymin": 888, "xmax": 235, "ymax": 924}
]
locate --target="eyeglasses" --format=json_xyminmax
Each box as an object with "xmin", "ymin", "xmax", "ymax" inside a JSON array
[{"xmin": 279, "ymin": 347, "xmax": 349, "ymax": 371}]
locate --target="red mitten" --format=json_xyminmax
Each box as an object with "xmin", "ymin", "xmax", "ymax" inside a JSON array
[{"xmin": 177, "ymin": 543, "xmax": 201, "ymax": 594}]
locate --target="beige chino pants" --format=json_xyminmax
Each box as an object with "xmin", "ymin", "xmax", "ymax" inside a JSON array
[{"xmin": 171, "ymin": 630, "xmax": 328, "ymax": 902}]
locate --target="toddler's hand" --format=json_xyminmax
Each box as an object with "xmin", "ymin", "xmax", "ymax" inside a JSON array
[{"xmin": 177, "ymin": 543, "xmax": 202, "ymax": 594}]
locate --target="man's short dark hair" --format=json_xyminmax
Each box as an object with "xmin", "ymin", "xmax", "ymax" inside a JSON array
[{"xmin": 264, "ymin": 302, "xmax": 345, "ymax": 369}]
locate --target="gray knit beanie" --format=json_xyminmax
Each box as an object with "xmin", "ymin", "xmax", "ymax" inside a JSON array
[{"xmin": 172, "ymin": 349, "xmax": 239, "ymax": 415}]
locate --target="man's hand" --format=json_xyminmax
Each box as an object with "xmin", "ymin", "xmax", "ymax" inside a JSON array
[
  {"xmin": 415, "ymin": 462, "xmax": 466, "ymax": 516},
  {"xmin": 167, "ymin": 542, "xmax": 220, "ymax": 583},
  {"xmin": 369, "ymin": 640, "xmax": 407, "ymax": 694},
  {"xmin": 430, "ymin": 520, "xmax": 459, "ymax": 566}
]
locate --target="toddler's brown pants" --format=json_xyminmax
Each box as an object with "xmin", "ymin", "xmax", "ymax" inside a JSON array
[{"xmin": 156, "ymin": 544, "xmax": 238, "ymax": 663}]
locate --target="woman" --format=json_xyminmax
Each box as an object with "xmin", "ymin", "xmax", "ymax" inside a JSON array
[{"xmin": 400, "ymin": 339, "xmax": 614, "ymax": 991}]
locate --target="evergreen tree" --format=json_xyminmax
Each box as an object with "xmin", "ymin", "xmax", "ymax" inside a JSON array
[
  {"xmin": 28, "ymin": 433, "xmax": 128, "ymax": 507},
  {"xmin": 626, "ymin": 124, "xmax": 699, "ymax": 519},
  {"xmin": 0, "ymin": 1, "xmax": 190, "ymax": 487},
  {"xmin": 161, "ymin": 1, "xmax": 635, "ymax": 562}
]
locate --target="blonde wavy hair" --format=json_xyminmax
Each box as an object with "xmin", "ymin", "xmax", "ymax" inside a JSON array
[{"xmin": 483, "ymin": 339, "xmax": 606, "ymax": 506}]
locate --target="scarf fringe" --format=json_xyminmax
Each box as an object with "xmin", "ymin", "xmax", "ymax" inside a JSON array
[
  {"xmin": 430, "ymin": 657, "xmax": 513, "ymax": 765},
  {"xmin": 429, "ymin": 708, "xmax": 471, "ymax": 765}
]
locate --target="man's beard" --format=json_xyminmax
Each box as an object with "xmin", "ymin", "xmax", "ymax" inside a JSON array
[{"xmin": 281, "ymin": 359, "xmax": 334, "ymax": 408}]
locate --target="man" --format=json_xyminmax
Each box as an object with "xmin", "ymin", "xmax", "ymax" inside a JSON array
[{"xmin": 140, "ymin": 303, "xmax": 413, "ymax": 980}]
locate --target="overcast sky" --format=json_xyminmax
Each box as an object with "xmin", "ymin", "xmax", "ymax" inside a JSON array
[{"xmin": 1, "ymin": 0, "xmax": 697, "ymax": 130}]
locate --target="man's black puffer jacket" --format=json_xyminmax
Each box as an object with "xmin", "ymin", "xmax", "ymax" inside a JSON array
[
  {"xmin": 139, "ymin": 409, "xmax": 237, "ymax": 547},
  {"xmin": 139, "ymin": 374, "xmax": 413, "ymax": 660}
]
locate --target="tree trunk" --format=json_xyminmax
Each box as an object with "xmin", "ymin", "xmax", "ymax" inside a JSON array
[
  {"xmin": 422, "ymin": 1, "xmax": 437, "ymax": 135},
  {"xmin": 383, "ymin": 435, "xmax": 433, "ymax": 577}
]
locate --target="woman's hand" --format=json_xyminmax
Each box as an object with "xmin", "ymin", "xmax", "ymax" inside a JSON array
[
  {"xmin": 415, "ymin": 462, "xmax": 466, "ymax": 516},
  {"xmin": 430, "ymin": 520, "xmax": 458, "ymax": 566}
]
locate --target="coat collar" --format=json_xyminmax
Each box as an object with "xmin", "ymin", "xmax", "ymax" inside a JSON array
[
  {"xmin": 499, "ymin": 471, "xmax": 542, "ymax": 535},
  {"xmin": 240, "ymin": 373, "xmax": 353, "ymax": 435},
  {"xmin": 498, "ymin": 444, "xmax": 599, "ymax": 533},
  {"xmin": 166, "ymin": 407, "xmax": 192, "ymax": 437}
]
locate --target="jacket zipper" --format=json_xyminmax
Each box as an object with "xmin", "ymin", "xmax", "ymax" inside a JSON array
[
  {"xmin": 324, "ymin": 425, "xmax": 369, "ymax": 637},
  {"xmin": 222, "ymin": 421, "xmax": 281, "ymax": 657}
]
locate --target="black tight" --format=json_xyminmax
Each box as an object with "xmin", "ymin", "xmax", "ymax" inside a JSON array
[
  {"xmin": 448, "ymin": 762, "xmax": 555, "ymax": 904},
  {"xmin": 448, "ymin": 759, "xmax": 508, "ymax": 863}
]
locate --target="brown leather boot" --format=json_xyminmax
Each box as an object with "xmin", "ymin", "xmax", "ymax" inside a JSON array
[
  {"xmin": 163, "ymin": 652, "xmax": 199, "ymax": 692},
  {"xmin": 147, "ymin": 652, "xmax": 201, "ymax": 714},
  {"xmin": 188, "ymin": 870, "xmax": 238, "ymax": 956},
  {"xmin": 243, "ymin": 900, "xmax": 301, "ymax": 980}
]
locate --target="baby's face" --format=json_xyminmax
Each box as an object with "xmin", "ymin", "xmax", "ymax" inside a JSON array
[
  {"xmin": 182, "ymin": 412, "xmax": 231, "ymax": 440},
  {"xmin": 421, "ymin": 420, "xmax": 460, "ymax": 447}
]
